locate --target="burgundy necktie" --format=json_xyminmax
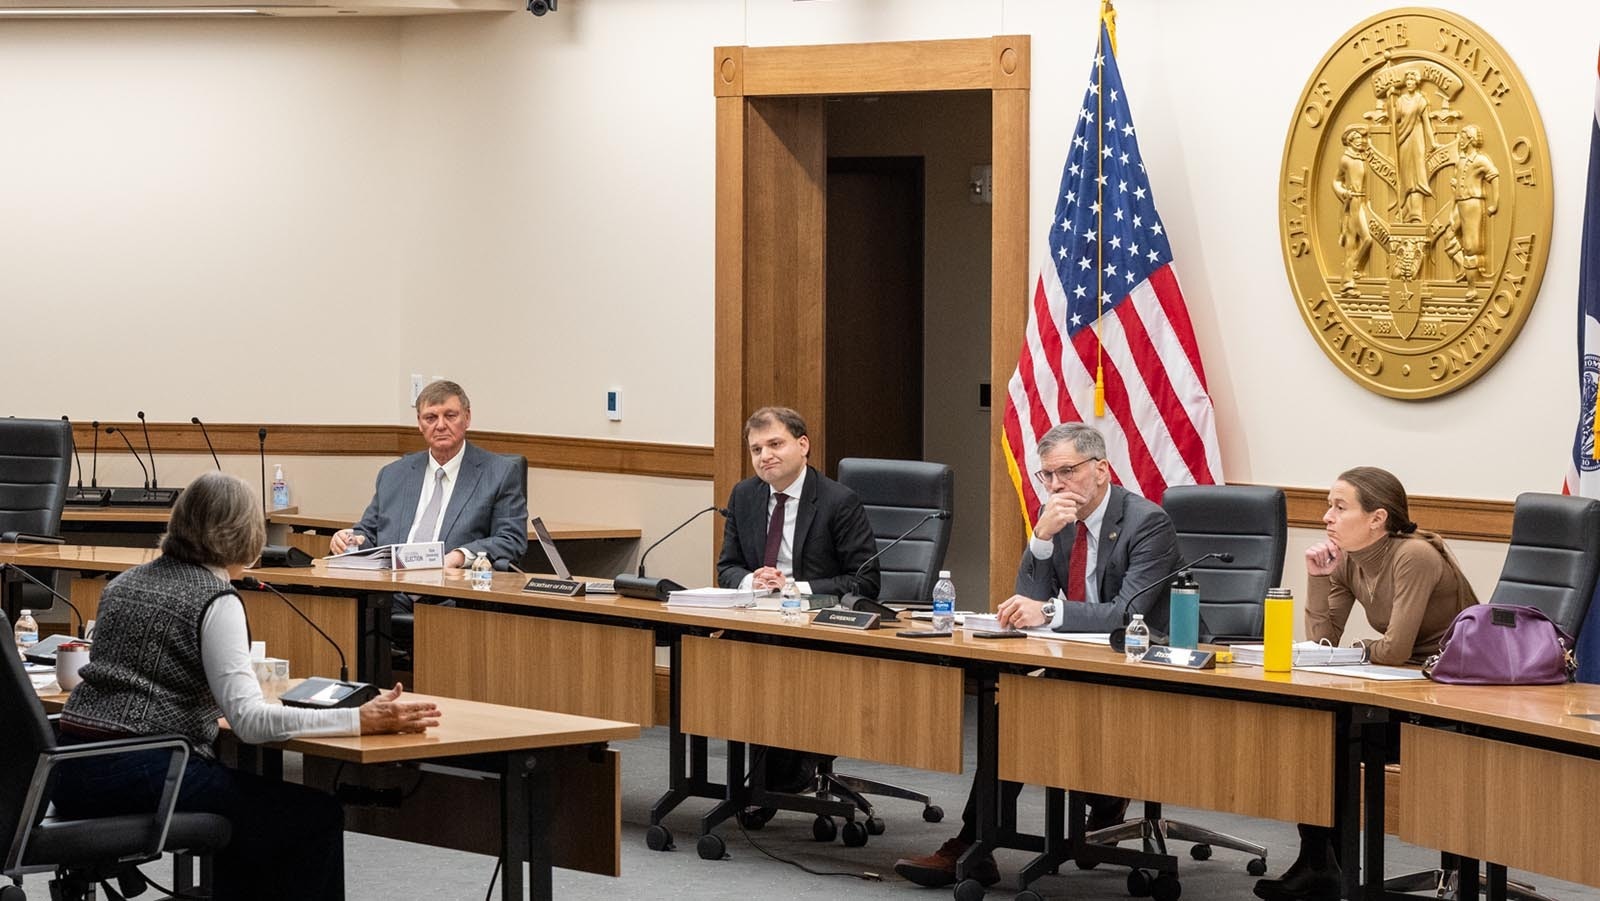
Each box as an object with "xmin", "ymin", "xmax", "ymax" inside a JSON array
[
  {"xmin": 1066, "ymin": 522, "xmax": 1089, "ymax": 602},
  {"xmin": 762, "ymin": 492, "xmax": 789, "ymax": 568}
]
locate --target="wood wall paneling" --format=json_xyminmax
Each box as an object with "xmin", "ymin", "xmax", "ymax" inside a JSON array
[
  {"xmin": 238, "ymin": 589, "xmax": 359, "ymax": 682},
  {"xmin": 989, "ymin": 78, "xmax": 1031, "ymax": 608}
]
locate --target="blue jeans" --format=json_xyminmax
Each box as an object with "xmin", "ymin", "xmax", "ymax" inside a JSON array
[{"xmin": 53, "ymin": 736, "xmax": 345, "ymax": 901}]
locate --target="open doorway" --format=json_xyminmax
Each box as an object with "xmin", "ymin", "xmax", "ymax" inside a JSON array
[{"xmin": 825, "ymin": 92, "xmax": 993, "ymax": 599}]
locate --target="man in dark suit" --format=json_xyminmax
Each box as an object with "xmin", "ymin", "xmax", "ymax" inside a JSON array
[
  {"xmin": 895, "ymin": 422, "xmax": 1181, "ymax": 889},
  {"xmin": 717, "ymin": 406, "xmax": 878, "ymax": 803},
  {"xmin": 716, "ymin": 406, "xmax": 879, "ymax": 600},
  {"xmin": 330, "ymin": 380, "xmax": 528, "ymax": 577}
]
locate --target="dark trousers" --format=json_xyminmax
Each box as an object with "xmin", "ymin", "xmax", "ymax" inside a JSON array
[
  {"xmin": 957, "ymin": 779, "xmax": 1125, "ymax": 844},
  {"xmin": 53, "ymin": 738, "xmax": 345, "ymax": 901}
]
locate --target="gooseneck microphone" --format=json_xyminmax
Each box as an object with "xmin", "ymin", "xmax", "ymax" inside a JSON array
[
  {"xmin": 613, "ymin": 505, "xmax": 730, "ymax": 601},
  {"xmin": 106, "ymin": 426, "xmax": 151, "ymax": 489},
  {"xmin": 239, "ymin": 576, "xmax": 350, "ymax": 683},
  {"xmin": 63, "ymin": 416, "xmax": 85, "ymax": 491},
  {"xmin": 192, "ymin": 417, "xmax": 222, "ymax": 470},
  {"xmin": 136, "ymin": 411, "xmax": 159, "ymax": 490},
  {"xmin": 840, "ymin": 509, "xmax": 951, "ymax": 623},
  {"xmin": 1106, "ymin": 551, "xmax": 1234, "ymax": 652},
  {"xmin": 258, "ymin": 428, "xmax": 268, "ymax": 519},
  {"xmin": 90, "ymin": 420, "xmax": 101, "ymax": 488},
  {"xmin": 2, "ymin": 563, "xmax": 86, "ymax": 637},
  {"xmin": 61, "ymin": 417, "xmax": 108, "ymax": 506}
]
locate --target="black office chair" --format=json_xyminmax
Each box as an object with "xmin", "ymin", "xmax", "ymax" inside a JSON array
[
  {"xmin": 0, "ymin": 419, "xmax": 73, "ymax": 624},
  {"xmin": 390, "ymin": 453, "xmax": 529, "ymax": 672},
  {"xmin": 739, "ymin": 459, "xmax": 954, "ymax": 845},
  {"xmin": 1083, "ymin": 485, "xmax": 1286, "ymax": 880},
  {"xmin": 1383, "ymin": 492, "xmax": 1600, "ymax": 901},
  {"xmin": 0, "ymin": 613, "xmax": 230, "ymax": 901}
]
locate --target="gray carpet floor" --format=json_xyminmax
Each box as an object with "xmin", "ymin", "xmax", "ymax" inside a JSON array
[{"xmin": 331, "ymin": 701, "xmax": 1600, "ymax": 901}]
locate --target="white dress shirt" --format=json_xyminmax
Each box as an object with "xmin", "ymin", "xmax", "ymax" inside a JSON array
[
  {"xmin": 1030, "ymin": 495, "xmax": 1108, "ymax": 629},
  {"xmin": 407, "ymin": 443, "xmax": 466, "ymax": 543},
  {"xmin": 199, "ymin": 566, "xmax": 360, "ymax": 743},
  {"xmin": 738, "ymin": 468, "xmax": 813, "ymax": 595}
]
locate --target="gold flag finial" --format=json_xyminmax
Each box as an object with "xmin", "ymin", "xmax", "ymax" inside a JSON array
[{"xmin": 1101, "ymin": 0, "xmax": 1117, "ymax": 55}]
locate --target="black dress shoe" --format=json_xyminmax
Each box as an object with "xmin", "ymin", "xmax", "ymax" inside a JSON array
[
  {"xmin": 1252, "ymin": 860, "xmax": 1341, "ymax": 901},
  {"xmin": 1086, "ymin": 796, "xmax": 1131, "ymax": 831}
]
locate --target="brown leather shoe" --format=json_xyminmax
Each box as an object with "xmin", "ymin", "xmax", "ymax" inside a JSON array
[{"xmin": 893, "ymin": 838, "xmax": 1001, "ymax": 888}]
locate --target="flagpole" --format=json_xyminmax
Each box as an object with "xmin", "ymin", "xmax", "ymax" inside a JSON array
[{"xmin": 1093, "ymin": 1, "xmax": 1111, "ymax": 417}]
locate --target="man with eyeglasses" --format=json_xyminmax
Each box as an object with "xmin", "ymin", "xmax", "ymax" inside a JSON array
[{"xmin": 894, "ymin": 421, "xmax": 1181, "ymax": 889}]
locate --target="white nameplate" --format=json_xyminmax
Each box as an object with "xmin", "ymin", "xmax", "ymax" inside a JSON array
[{"xmin": 393, "ymin": 541, "xmax": 444, "ymax": 570}]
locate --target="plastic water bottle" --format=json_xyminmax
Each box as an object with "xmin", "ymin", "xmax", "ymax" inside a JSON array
[
  {"xmin": 271, "ymin": 464, "xmax": 289, "ymax": 509},
  {"xmin": 780, "ymin": 577, "xmax": 804, "ymax": 624},
  {"xmin": 14, "ymin": 609, "xmax": 39, "ymax": 654},
  {"xmin": 931, "ymin": 570, "xmax": 956, "ymax": 632},
  {"xmin": 1124, "ymin": 613, "xmax": 1150, "ymax": 663},
  {"xmin": 470, "ymin": 552, "xmax": 494, "ymax": 591}
]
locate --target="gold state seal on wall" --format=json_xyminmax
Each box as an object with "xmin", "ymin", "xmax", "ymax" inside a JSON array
[{"xmin": 1279, "ymin": 8, "xmax": 1552, "ymax": 399}]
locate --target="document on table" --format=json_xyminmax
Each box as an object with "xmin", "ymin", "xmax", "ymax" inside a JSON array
[
  {"xmin": 1295, "ymin": 664, "xmax": 1426, "ymax": 681},
  {"xmin": 1231, "ymin": 641, "xmax": 1367, "ymax": 667},
  {"xmin": 666, "ymin": 587, "xmax": 757, "ymax": 608},
  {"xmin": 959, "ymin": 614, "xmax": 1108, "ymax": 644}
]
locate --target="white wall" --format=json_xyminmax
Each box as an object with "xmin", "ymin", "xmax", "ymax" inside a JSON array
[{"xmin": 7, "ymin": 0, "xmax": 1594, "ymax": 601}]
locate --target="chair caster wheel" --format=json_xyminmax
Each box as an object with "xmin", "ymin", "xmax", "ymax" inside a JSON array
[
  {"xmin": 1128, "ymin": 868, "xmax": 1154, "ymax": 897},
  {"xmin": 1016, "ymin": 891, "xmax": 1045, "ymax": 901},
  {"xmin": 952, "ymin": 878, "xmax": 986, "ymax": 901},
  {"xmin": 923, "ymin": 804, "xmax": 945, "ymax": 823},
  {"xmin": 1189, "ymin": 843, "xmax": 1212, "ymax": 861},
  {"xmin": 841, "ymin": 820, "xmax": 869, "ymax": 847},
  {"xmin": 811, "ymin": 815, "xmax": 837, "ymax": 842},
  {"xmin": 696, "ymin": 832, "xmax": 727, "ymax": 860},
  {"xmin": 865, "ymin": 816, "xmax": 885, "ymax": 836},
  {"xmin": 644, "ymin": 824, "xmax": 674, "ymax": 852},
  {"xmin": 1246, "ymin": 857, "xmax": 1268, "ymax": 876},
  {"xmin": 737, "ymin": 807, "xmax": 774, "ymax": 830},
  {"xmin": 0, "ymin": 885, "xmax": 24, "ymax": 901},
  {"xmin": 1151, "ymin": 873, "xmax": 1181, "ymax": 901}
]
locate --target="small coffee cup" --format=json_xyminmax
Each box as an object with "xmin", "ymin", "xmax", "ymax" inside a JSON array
[{"xmin": 55, "ymin": 642, "xmax": 91, "ymax": 691}]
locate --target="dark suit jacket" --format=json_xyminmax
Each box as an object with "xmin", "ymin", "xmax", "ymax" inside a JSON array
[
  {"xmin": 717, "ymin": 466, "xmax": 880, "ymax": 599},
  {"xmin": 351, "ymin": 441, "xmax": 528, "ymax": 566},
  {"xmin": 1016, "ymin": 483, "xmax": 1182, "ymax": 634}
]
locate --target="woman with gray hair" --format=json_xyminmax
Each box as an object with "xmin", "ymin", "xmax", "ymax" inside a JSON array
[{"xmin": 54, "ymin": 471, "xmax": 440, "ymax": 901}]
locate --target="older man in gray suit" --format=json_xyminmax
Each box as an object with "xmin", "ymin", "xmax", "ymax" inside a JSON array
[{"xmin": 331, "ymin": 380, "xmax": 527, "ymax": 572}]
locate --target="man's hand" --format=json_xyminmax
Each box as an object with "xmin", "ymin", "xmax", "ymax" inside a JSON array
[
  {"xmin": 1305, "ymin": 540, "xmax": 1342, "ymax": 577},
  {"xmin": 752, "ymin": 566, "xmax": 784, "ymax": 592},
  {"xmin": 996, "ymin": 595, "xmax": 1049, "ymax": 630},
  {"xmin": 359, "ymin": 684, "xmax": 442, "ymax": 735},
  {"xmin": 1033, "ymin": 491, "xmax": 1087, "ymax": 543},
  {"xmin": 330, "ymin": 529, "xmax": 358, "ymax": 554},
  {"xmin": 443, "ymin": 550, "xmax": 467, "ymax": 569}
]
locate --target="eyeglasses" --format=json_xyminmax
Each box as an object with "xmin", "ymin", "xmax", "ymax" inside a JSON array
[{"xmin": 1034, "ymin": 458, "xmax": 1101, "ymax": 484}]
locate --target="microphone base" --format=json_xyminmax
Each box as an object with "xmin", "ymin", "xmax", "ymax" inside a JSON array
[
  {"xmin": 279, "ymin": 678, "xmax": 379, "ymax": 709},
  {"xmin": 64, "ymin": 488, "xmax": 111, "ymax": 507},
  {"xmin": 842, "ymin": 593, "xmax": 900, "ymax": 623},
  {"xmin": 107, "ymin": 487, "xmax": 182, "ymax": 507},
  {"xmin": 259, "ymin": 545, "xmax": 314, "ymax": 568},
  {"xmin": 613, "ymin": 574, "xmax": 685, "ymax": 602}
]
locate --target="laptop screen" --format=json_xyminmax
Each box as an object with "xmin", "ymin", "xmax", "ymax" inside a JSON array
[{"xmin": 529, "ymin": 516, "xmax": 571, "ymax": 580}]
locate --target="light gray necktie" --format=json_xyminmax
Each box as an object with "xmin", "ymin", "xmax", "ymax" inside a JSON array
[{"xmin": 412, "ymin": 467, "xmax": 447, "ymax": 542}]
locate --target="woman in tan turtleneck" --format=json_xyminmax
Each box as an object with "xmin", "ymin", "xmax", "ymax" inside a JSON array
[
  {"xmin": 1255, "ymin": 466, "xmax": 1478, "ymax": 901},
  {"xmin": 1303, "ymin": 466, "xmax": 1477, "ymax": 665}
]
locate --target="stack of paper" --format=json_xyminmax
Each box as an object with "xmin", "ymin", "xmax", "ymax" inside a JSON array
[
  {"xmin": 326, "ymin": 545, "xmax": 395, "ymax": 570},
  {"xmin": 1231, "ymin": 641, "xmax": 1367, "ymax": 667},
  {"xmin": 666, "ymin": 587, "xmax": 757, "ymax": 608}
]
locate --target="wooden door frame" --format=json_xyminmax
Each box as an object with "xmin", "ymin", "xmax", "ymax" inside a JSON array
[{"xmin": 713, "ymin": 36, "xmax": 1030, "ymax": 606}]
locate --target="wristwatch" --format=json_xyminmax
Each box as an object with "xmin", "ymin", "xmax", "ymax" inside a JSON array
[{"xmin": 1040, "ymin": 602, "xmax": 1057, "ymax": 619}]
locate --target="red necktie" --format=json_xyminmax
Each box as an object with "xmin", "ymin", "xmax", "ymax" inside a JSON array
[
  {"xmin": 1065, "ymin": 522, "xmax": 1089, "ymax": 602},
  {"xmin": 762, "ymin": 492, "xmax": 789, "ymax": 568}
]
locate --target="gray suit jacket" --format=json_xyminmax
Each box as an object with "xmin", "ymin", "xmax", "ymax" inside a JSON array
[
  {"xmin": 1015, "ymin": 484, "xmax": 1182, "ymax": 634},
  {"xmin": 351, "ymin": 441, "xmax": 528, "ymax": 566}
]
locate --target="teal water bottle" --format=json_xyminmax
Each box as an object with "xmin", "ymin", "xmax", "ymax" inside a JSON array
[{"xmin": 1168, "ymin": 570, "xmax": 1200, "ymax": 650}]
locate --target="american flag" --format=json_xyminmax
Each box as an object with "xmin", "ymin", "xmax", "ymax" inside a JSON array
[
  {"xmin": 1002, "ymin": 15, "xmax": 1222, "ymax": 525},
  {"xmin": 1564, "ymin": 49, "xmax": 1600, "ymax": 682}
]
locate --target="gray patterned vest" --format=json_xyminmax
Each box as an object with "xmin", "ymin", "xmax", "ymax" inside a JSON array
[{"xmin": 62, "ymin": 556, "xmax": 233, "ymax": 758}]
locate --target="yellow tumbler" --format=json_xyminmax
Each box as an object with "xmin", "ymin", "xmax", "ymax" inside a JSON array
[{"xmin": 1263, "ymin": 587, "xmax": 1294, "ymax": 673}]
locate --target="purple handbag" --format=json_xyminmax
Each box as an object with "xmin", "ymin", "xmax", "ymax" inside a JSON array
[{"xmin": 1422, "ymin": 604, "xmax": 1576, "ymax": 685}]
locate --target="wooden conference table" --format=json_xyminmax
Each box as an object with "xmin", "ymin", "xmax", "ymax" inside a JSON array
[
  {"xmin": 13, "ymin": 544, "xmax": 1600, "ymax": 899},
  {"xmin": 33, "ymin": 686, "xmax": 639, "ymax": 901}
]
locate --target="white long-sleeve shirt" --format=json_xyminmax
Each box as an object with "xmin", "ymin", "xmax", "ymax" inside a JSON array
[{"xmin": 200, "ymin": 566, "xmax": 360, "ymax": 743}]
